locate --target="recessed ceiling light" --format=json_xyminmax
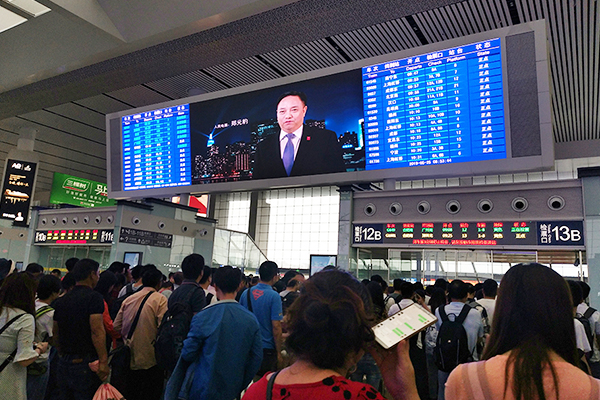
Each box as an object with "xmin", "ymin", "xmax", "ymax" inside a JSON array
[{"xmin": 0, "ymin": 7, "xmax": 26, "ymax": 33}]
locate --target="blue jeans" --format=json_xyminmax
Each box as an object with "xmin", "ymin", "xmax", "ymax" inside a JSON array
[
  {"xmin": 57, "ymin": 354, "xmax": 102, "ymax": 400},
  {"xmin": 350, "ymin": 353, "xmax": 382, "ymax": 390},
  {"xmin": 27, "ymin": 359, "xmax": 50, "ymax": 400}
]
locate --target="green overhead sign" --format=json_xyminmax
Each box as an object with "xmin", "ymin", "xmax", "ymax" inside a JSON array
[{"xmin": 49, "ymin": 173, "xmax": 116, "ymax": 208}]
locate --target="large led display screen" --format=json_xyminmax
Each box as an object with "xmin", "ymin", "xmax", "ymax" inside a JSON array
[{"xmin": 108, "ymin": 22, "xmax": 552, "ymax": 198}]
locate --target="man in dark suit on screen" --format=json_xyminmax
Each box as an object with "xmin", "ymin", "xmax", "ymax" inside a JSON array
[{"xmin": 252, "ymin": 91, "xmax": 346, "ymax": 179}]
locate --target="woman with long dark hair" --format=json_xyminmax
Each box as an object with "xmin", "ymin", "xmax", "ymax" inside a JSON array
[
  {"xmin": 445, "ymin": 263, "xmax": 600, "ymax": 399},
  {"xmin": 94, "ymin": 270, "xmax": 121, "ymax": 350},
  {"xmin": 0, "ymin": 272, "xmax": 48, "ymax": 400}
]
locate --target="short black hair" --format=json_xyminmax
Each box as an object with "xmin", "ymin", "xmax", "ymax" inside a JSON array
[
  {"xmin": 72, "ymin": 259, "xmax": 99, "ymax": 282},
  {"xmin": 181, "ymin": 254, "xmax": 205, "ymax": 280},
  {"xmin": 465, "ymin": 282, "xmax": 475, "ymax": 295},
  {"xmin": 277, "ymin": 91, "xmax": 307, "ymax": 108},
  {"xmin": 61, "ymin": 273, "xmax": 76, "ymax": 291},
  {"xmin": 448, "ymin": 280, "xmax": 468, "ymax": 300},
  {"xmin": 37, "ymin": 274, "xmax": 61, "ymax": 300},
  {"xmin": 25, "ymin": 263, "xmax": 44, "ymax": 274},
  {"xmin": 393, "ymin": 279, "xmax": 404, "ymax": 291},
  {"xmin": 199, "ymin": 265, "xmax": 212, "ymax": 285},
  {"xmin": 482, "ymin": 279, "xmax": 498, "ymax": 297},
  {"xmin": 259, "ymin": 261, "xmax": 278, "ymax": 282},
  {"xmin": 579, "ymin": 281, "xmax": 591, "ymax": 300},
  {"xmin": 130, "ymin": 265, "xmax": 143, "ymax": 280},
  {"xmin": 287, "ymin": 279, "xmax": 300, "ymax": 289},
  {"xmin": 142, "ymin": 269, "xmax": 163, "ymax": 288},
  {"xmin": 213, "ymin": 266, "xmax": 242, "ymax": 294},
  {"xmin": 567, "ymin": 280, "xmax": 583, "ymax": 306},
  {"xmin": 51, "ymin": 269, "xmax": 62, "ymax": 276},
  {"xmin": 65, "ymin": 257, "xmax": 79, "ymax": 272},
  {"xmin": 107, "ymin": 261, "xmax": 127, "ymax": 275},
  {"xmin": 434, "ymin": 278, "xmax": 448, "ymax": 291},
  {"xmin": 400, "ymin": 282, "xmax": 414, "ymax": 299}
]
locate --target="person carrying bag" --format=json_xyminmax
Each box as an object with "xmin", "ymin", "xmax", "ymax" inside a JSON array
[{"xmin": 109, "ymin": 291, "xmax": 152, "ymax": 394}]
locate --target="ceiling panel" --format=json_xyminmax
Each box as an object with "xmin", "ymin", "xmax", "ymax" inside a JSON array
[
  {"xmin": 17, "ymin": 110, "xmax": 105, "ymax": 144},
  {"xmin": 260, "ymin": 39, "xmax": 346, "ymax": 76},
  {"xmin": 73, "ymin": 95, "xmax": 131, "ymax": 115},
  {"xmin": 204, "ymin": 57, "xmax": 281, "ymax": 88},
  {"xmin": 106, "ymin": 85, "xmax": 174, "ymax": 108},
  {"xmin": 331, "ymin": 19, "xmax": 420, "ymax": 60},
  {"xmin": 45, "ymin": 103, "xmax": 106, "ymax": 130},
  {"xmin": 145, "ymin": 70, "xmax": 229, "ymax": 100}
]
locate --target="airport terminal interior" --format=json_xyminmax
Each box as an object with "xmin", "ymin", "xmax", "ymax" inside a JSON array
[{"xmin": 1, "ymin": 0, "xmax": 599, "ymax": 304}]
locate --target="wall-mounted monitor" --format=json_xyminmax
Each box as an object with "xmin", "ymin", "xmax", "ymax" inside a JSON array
[
  {"xmin": 310, "ymin": 254, "xmax": 337, "ymax": 276},
  {"xmin": 107, "ymin": 21, "xmax": 552, "ymax": 198},
  {"xmin": 123, "ymin": 251, "xmax": 142, "ymax": 266}
]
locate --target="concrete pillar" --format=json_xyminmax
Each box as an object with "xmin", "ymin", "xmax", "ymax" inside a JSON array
[{"xmin": 579, "ymin": 167, "xmax": 600, "ymax": 308}]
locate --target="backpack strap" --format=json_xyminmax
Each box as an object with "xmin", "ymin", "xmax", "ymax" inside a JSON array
[
  {"xmin": 0, "ymin": 314, "xmax": 27, "ymax": 373},
  {"xmin": 584, "ymin": 307, "xmax": 597, "ymax": 320},
  {"xmin": 127, "ymin": 292, "xmax": 153, "ymax": 340},
  {"xmin": 246, "ymin": 287, "xmax": 253, "ymax": 313},
  {"xmin": 455, "ymin": 304, "xmax": 472, "ymax": 324},
  {"xmin": 35, "ymin": 305, "xmax": 53, "ymax": 319},
  {"xmin": 439, "ymin": 305, "xmax": 449, "ymax": 322}
]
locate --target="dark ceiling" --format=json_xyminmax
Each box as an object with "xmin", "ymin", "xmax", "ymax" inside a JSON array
[{"xmin": 0, "ymin": 0, "xmax": 598, "ymax": 197}]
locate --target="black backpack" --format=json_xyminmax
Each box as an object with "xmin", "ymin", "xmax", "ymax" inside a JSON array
[
  {"xmin": 154, "ymin": 287, "xmax": 197, "ymax": 372},
  {"xmin": 435, "ymin": 304, "xmax": 473, "ymax": 372},
  {"xmin": 384, "ymin": 293, "xmax": 401, "ymax": 305},
  {"xmin": 109, "ymin": 283, "xmax": 135, "ymax": 320},
  {"xmin": 575, "ymin": 307, "xmax": 597, "ymax": 354}
]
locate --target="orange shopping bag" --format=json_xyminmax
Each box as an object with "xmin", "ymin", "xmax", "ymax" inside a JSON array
[{"xmin": 92, "ymin": 383, "xmax": 125, "ymax": 400}]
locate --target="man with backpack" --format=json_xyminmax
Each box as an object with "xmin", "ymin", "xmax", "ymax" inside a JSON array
[
  {"xmin": 384, "ymin": 279, "xmax": 403, "ymax": 314},
  {"xmin": 567, "ymin": 280, "xmax": 592, "ymax": 374},
  {"xmin": 435, "ymin": 279, "xmax": 483, "ymax": 400},
  {"xmin": 155, "ymin": 254, "xmax": 206, "ymax": 374},
  {"xmin": 239, "ymin": 261, "xmax": 283, "ymax": 378},
  {"xmin": 578, "ymin": 281, "xmax": 600, "ymax": 378}
]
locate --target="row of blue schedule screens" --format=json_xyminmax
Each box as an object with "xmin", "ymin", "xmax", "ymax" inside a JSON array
[{"xmin": 122, "ymin": 42, "xmax": 507, "ymax": 189}]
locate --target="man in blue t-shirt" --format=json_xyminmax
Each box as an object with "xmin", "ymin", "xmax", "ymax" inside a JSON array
[{"xmin": 239, "ymin": 261, "xmax": 283, "ymax": 377}]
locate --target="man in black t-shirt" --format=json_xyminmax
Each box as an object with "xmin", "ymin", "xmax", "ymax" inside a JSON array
[
  {"xmin": 53, "ymin": 259, "xmax": 108, "ymax": 400},
  {"xmin": 168, "ymin": 254, "xmax": 206, "ymax": 313}
]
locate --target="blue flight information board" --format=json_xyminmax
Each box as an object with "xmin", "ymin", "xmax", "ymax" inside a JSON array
[
  {"xmin": 122, "ymin": 105, "xmax": 191, "ymax": 190},
  {"xmin": 362, "ymin": 38, "xmax": 506, "ymax": 169}
]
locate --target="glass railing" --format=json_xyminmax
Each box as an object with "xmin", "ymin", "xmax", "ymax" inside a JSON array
[{"xmin": 212, "ymin": 228, "xmax": 268, "ymax": 274}]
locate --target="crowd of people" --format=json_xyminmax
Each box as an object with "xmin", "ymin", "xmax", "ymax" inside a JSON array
[{"xmin": 0, "ymin": 254, "xmax": 599, "ymax": 400}]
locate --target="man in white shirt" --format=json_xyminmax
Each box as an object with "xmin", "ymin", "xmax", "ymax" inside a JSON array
[
  {"xmin": 477, "ymin": 279, "xmax": 497, "ymax": 327},
  {"xmin": 435, "ymin": 280, "xmax": 484, "ymax": 400},
  {"xmin": 577, "ymin": 281, "xmax": 600, "ymax": 378}
]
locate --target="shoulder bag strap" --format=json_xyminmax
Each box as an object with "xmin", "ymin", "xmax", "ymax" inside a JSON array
[
  {"xmin": 246, "ymin": 287, "xmax": 253, "ymax": 313},
  {"xmin": 0, "ymin": 314, "xmax": 27, "ymax": 373},
  {"xmin": 462, "ymin": 362, "xmax": 493, "ymax": 400},
  {"xmin": 588, "ymin": 375, "xmax": 600, "ymax": 399},
  {"xmin": 127, "ymin": 292, "xmax": 153, "ymax": 340},
  {"xmin": 584, "ymin": 307, "xmax": 597, "ymax": 320},
  {"xmin": 266, "ymin": 370, "xmax": 281, "ymax": 400}
]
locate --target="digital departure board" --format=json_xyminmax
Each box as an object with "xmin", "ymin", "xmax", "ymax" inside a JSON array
[
  {"xmin": 362, "ymin": 38, "xmax": 505, "ymax": 168},
  {"xmin": 122, "ymin": 105, "xmax": 191, "ymax": 191},
  {"xmin": 353, "ymin": 221, "xmax": 585, "ymax": 248},
  {"xmin": 34, "ymin": 229, "xmax": 114, "ymax": 245}
]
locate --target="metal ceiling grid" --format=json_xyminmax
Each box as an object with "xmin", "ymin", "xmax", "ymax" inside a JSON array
[
  {"xmin": 106, "ymin": 85, "xmax": 173, "ymax": 109},
  {"xmin": 73, "ymin": 95, "xmax": 131, "ymax": 116},
  {"xmin": 260, "ymin": 39, "xmax": 347, "ymax": 76},
  {"xmin": 145, "ymin": 70, "xmax": 229, "ymax": 100},
  {"xmin": 17, "ymin": 110, "xmax": 105, "ymax": 145},
  {"xmin": 330, "ymin": 19, "xmax": 421, "ymax": 60},
  {"xmin": 203, "ymin": 56, "xmax": 282, "ymax": 88},
  {"xmin": 515, "ymin": 0, "xmax": 600, "ymax": 143},
  {"xmin": 45, "ymin": 103, "xmax": 105, "ymax": 131}
]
